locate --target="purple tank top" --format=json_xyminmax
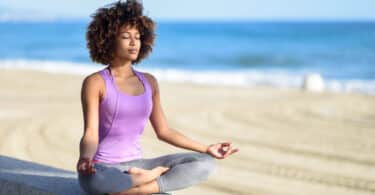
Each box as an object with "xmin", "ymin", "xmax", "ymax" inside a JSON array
[{"xmin": 92, "ymin": 66, "xmax": 153, "ymax": 164}]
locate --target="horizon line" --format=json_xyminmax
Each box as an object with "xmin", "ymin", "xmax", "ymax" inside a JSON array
[{"xmin": 1, "ymin": 18, "xmax": 375, "ymax": 23}]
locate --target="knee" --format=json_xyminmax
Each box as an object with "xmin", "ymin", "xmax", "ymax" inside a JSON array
[
  {"xmin": 197, "ymin": 153, "xmax": 216, "ymax": 178},
  {"xmin": 78, "ymin": 164, "xmax": 132, "ymax": 195},
  {"xmin": 78, "ymin": 173, "xmax": 98, "ymax": 195}
]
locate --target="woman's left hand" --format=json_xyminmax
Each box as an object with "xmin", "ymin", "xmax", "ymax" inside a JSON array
[{"xmin": 206, "ymin": 142, "xmax": 239, "ymax": 159}]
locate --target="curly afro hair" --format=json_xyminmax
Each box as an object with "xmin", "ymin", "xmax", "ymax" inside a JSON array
[{"xmin": 86, "ymin": 0, "xmax": 156, "ymax": 65}]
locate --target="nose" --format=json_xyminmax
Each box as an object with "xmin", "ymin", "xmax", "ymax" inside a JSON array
[{"xmin": 129, "ymin": 37, "xmax": 137, "ymax": 46}]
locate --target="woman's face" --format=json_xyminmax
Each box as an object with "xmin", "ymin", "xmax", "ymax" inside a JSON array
[{"xmin": 114, "ymin": 24, "xmax": 141, "ymax": 62}]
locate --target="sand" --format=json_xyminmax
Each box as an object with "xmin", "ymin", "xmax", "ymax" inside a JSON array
[{"xmin": 0, "ymin": 68, "xmax": 375, "ymax": 195}]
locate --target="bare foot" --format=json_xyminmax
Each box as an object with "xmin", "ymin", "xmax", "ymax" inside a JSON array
[{"xmin": 128, "ymin": 166, "xmax": 169, "ymax": 186}]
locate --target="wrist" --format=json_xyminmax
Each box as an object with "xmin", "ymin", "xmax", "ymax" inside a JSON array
[
  {"xmin": 78, "ymin": 157, "xmax": 91, "ymax": 162},
  {"xmin": 204, "ymin": 144, "xmax": 211, "ymax": 153}
]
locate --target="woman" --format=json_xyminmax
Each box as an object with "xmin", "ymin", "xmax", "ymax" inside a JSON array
[{"xmin": 76, "ymin": 1, "xmax": 239, "ymax": 195}]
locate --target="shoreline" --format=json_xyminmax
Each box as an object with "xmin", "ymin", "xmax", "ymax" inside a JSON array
[{"xmin": 1, "ymin": 59, "xmax": 374, "ymax": 96}]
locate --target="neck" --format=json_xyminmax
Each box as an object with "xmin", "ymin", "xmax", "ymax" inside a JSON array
[{"xmin": 109, "ymin": 58, "xmax": 134, "ymax": 78}]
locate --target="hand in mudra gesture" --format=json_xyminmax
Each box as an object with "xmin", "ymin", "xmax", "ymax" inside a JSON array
[
  {"xmin": 76, "ymin": 158, "xmax": 96, "ymax": 176},
  {"xmin": 206, "ymin": 142, "xmax": 239, "ymax": 159}
]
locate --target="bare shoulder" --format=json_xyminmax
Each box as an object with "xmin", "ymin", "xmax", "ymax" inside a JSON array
[
  {"xmin": 82, "ymin": 71, "xmax": 105, "ymax": 98},
  {"xmin": 82, "ymin": 71, "xmax": 104, "ymax": 87},
  {"xmin": 142, "ymin": 72, "xmax": 157, "ymax": 85},
  {"xmin": 142, "ymin": 72, "xmax": 159, "ymax": 95}
]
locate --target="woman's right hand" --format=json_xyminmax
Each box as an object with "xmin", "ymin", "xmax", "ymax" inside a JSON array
[{"xmin": 76, "ymin": 158, "xmax": 96, "ymax": 176}]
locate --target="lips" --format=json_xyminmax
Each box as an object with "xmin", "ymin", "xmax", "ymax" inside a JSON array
[{"xmin": 128, "ymin": 49, "xmax": 138, "ymax": 54}]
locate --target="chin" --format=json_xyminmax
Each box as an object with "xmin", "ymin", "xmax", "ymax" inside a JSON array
[
  {"xmin": 130, "ymin": 55, "xmax": 138, "ymax": 60},
  {"xmin": 121, "ymin": 55, "xmax": 137, "ymax": 61},
  {"xmin": 130, "ymin": 57, "xmax": 138, "ymax": 61}
]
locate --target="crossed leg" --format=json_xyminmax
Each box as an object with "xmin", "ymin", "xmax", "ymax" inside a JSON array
[
  {"xmin": 109, "ymin": 152, "xmax": 216, "ymax": 195},
  {"xmin": 108, "ymin": 167, "xmax": 168, "ymax": 195}
]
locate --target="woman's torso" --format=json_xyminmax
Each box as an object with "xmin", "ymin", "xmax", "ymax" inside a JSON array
[{"xmin": 92, "ymin": 66, "xmax": 153, "ymax": 164}]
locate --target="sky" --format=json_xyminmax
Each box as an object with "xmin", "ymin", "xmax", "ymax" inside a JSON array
[{"xmin": 0, "ymin": 0, "xmax": 375, "ymax": 21}]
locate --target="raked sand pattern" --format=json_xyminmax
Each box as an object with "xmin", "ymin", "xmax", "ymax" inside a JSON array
[{"xmin": 0, "ymin": 68, "xmax": 375, "ymax": 195}]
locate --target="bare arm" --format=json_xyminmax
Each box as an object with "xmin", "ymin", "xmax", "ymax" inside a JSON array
[
  {"xmin": 78, "ymin": 74, "xmax": 101, "ymax": 160},
  {"xmin": 146, "ymin": 73, "xmax": 209, "ymax": 153}
]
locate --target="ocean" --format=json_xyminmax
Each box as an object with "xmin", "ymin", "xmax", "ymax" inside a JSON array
[{"xmin": 0, "ymin": 20, "xmax": 374, "ymax": 94}]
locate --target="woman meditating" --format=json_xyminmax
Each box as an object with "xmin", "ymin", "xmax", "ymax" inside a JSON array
[{"xmin": 76, "ymin": 1, "xmax": 239, "ymax": 194}]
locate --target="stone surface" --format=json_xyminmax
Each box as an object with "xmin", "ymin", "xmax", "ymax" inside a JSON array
[
  {"xmin": 0, "ymin": 155, "xmax": 172, "ymax": 195},
  {"xmin": 0, "ymin": 155, "xmax": 85, "ymax": 195}
]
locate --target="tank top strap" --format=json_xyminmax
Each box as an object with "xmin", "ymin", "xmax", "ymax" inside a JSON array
[
  {"xmin": 132, "ymin": 68, "xmax": 143, "ymax": 80},
  {"xmin": 99, "ymin": 67, "xmax": 118, "ymax": 98},
  {"xmin": 101, "ymin": 67, "xmax": 119, "ymax": 92},
  {"xmin": 132, "ymin": 68, "xmax": 146, "ymax": 84},
  {"xmin": 132, "ymin": 67, "xmax": 152, "ymax": 95},
  {"xmin": 99, "ymin": 67, "xmax": 111, "ymax": 81}
]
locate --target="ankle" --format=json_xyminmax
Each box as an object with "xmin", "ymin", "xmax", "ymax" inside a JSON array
[
  {"xmin": 138, "ymin": 180, "xmax": 160, "ymax": 194},
  {"xmin": 129, "ymin": 174, "xmax": 142, "ymax": 187}
]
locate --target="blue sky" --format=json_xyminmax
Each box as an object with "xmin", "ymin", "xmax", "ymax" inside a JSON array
[{"xmin": 0, "ymin": 0, "xmax": 375, "ymax": 21}]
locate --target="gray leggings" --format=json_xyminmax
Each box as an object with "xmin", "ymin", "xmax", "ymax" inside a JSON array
[{"xmin": 78, "ymin": 152, "xmax": 216, "ymax": 195}]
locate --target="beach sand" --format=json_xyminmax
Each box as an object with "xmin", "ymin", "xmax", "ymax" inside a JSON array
[{"xmin": 0, "ymin": 68, "xmax": 375, "ymax": 195}]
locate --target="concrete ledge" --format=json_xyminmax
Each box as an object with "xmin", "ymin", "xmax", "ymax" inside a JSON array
[
  {"xmin": 0, "ymin": 155, "xmax": 172, "ymax": 195},
  {"xmin": 0, "ymin": 155, "xmax": 85, "ymax": 195}
]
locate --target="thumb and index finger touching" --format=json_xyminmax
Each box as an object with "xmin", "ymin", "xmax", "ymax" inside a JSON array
[{"xmin": 219, "ymin": 141, "xmax": 240, "ymax": 157}]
